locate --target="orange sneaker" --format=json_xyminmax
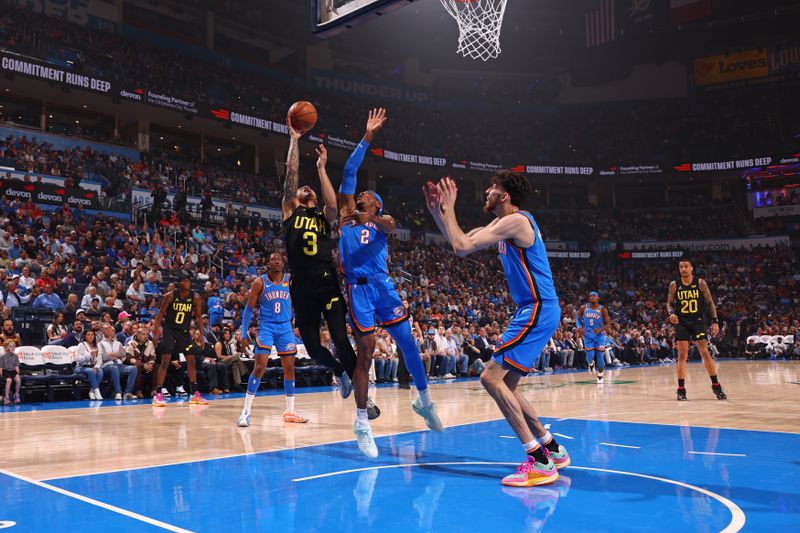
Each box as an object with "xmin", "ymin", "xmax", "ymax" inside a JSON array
[
  {"xmin": 189, "ymin": 392, "xmax": 209, "ymax": 405},
  {"xmin": 501, "ymin": 456, "xmax": 559, "ymax": 487},
  {"xmin": 282, "ymin": 411, "xmax": 308, "ymax": 423}
]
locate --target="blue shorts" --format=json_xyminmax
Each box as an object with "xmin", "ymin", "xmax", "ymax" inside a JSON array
[
  {"xmin": 493, "ymin": 300, "xmax": 561, "ymax": 374},
  {"xmin": 584, "ymin": 333, "xmax": 607, "ymax": 351},
  {"xmin": 254, "ymin": 323, "xmax": 297, "ymax": 356},
  {"xmin": 346, "ymin": 276, "xmax": 408, "ymax": 335}
]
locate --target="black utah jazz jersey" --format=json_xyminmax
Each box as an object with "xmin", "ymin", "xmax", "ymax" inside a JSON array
[
  {"xmin": 675, "ymin": 278, "xmax": 704, "ymax": 320},
  {"xmin": 165, "ymin": 291, "xmax": 195, "ymax": 332},
  {"xmin": 283, "ymin": 205, "xmax": 335, "ymax": 279}
]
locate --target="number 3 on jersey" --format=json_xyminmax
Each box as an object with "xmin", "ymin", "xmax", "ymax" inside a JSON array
[
  {"xmin": 302, "ymin": 231, "xmax": 317, "ymax": 256},
  {"xmin": 360, "ymin": 229, "xmax": 370, "ymax": 245}
]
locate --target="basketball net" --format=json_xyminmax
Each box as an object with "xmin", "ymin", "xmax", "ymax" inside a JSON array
[{"xmin": 440, "ymin": 0, "xmax": 508, "ymax": 61}]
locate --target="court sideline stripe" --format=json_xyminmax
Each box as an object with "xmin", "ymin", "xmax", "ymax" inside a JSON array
[
  {"xmin": 600, "ymin": 442, "xmax": 641, "ymax": 449},
  {"xmin": 0, "ymin": 468, "xmax": 193, "ymax": 533},
  {"xmin": 688, "ymin": 451, "xmax": 747, "ymax": 457},
  {"xmin": 290, "ymin": 462, "xmax": 746, "ymax": 533}
]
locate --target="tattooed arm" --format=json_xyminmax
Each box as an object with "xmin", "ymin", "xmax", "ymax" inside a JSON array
[
  {"xmin": 667, "ymin": 281, "xmax": 678, "ymax": 324},
  {"xmin": 699, "ymin": 278, "xmax": 720, "ymax": 336},
  {"xmin": 282, "ymin": 119, "xmax": 303, "ymax": 221}
]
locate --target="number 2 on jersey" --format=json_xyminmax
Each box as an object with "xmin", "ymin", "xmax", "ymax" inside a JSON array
[{"xmin": 360, "ymin": 229, "xmax": 370, "ymax": 245}]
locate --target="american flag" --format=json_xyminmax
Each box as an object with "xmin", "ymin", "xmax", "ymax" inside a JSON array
[{"xmin": 585, "ymin": 0, "xmax": 616, "ymax": 48}]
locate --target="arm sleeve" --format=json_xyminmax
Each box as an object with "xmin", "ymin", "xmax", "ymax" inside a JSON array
[
  {"xmin": 339, "ymin": 140, "xmax": 370, "ymax": 195},
  {"xmin": 240, "ymin": 304, "xmax": 253, "ymax": 341}
]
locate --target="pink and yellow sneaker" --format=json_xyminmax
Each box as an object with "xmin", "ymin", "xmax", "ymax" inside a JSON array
[
  {"xmin": 189, "ymin": 392, "xmax": 208, "ymax": 405},
  {"xmin": 502, "ymin": 456, "xmax": 559, "ymax": 487},
  {"xmin": 152, "ymin": 391, "xmax": 166, "ymax": 407},
  {"xmin": 544, "ymin": 445, "xmax": 571, "ymax": 469}
]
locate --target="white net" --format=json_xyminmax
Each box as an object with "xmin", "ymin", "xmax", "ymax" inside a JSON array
[{"xmin": 440, "ymin": 0, "xmax": 508, "ymax": 61}]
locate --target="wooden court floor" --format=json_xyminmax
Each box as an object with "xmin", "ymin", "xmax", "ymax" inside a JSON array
[{"xmin": 2, "ymin": 360, "xmax": 798, "ymax": 481}]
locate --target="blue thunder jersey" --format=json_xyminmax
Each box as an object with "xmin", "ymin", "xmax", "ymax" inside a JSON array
[
  {"xmin": 582, "ymin": 304, "xmax": 604, "ymax": 330},
  {"xmin": 497, "ymin": 211, "xmax": 558, "ymax": 306},
  {"xmin": 259, "ymin": 273, "xmax": 292, "ymax": 324},
  {"xmin": 338, "ymin": 221, "xmax": 388, "ymax": 280},
  {"xmin": 208, "ymin": 296, "xmax": 223, "ymax": 315}
]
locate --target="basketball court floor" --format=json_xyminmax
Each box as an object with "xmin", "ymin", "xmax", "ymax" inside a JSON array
[{"xmin": 1, "ymin": 360, "xmax": 798, "ymax": 532}]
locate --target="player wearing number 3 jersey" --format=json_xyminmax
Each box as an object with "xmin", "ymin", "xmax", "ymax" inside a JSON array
[{"xmin": 151, "ymin": 273, "xmax": 207, "ymax": 406}]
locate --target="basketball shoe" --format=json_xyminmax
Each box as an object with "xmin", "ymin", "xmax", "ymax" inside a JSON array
[
  {"xmin": 544, "ymin": 445, "xmax": 571, "ymax": 469},
  {"xmin": 502, "ymin": 456, "xmax": 559, "ymax": 487},
  {"xmin": 189, "ymin": 392, "xmax": 208, "ymax": 405}
]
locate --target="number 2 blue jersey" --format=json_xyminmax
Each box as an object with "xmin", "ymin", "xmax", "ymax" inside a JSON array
[
  {"xmin": 259, "ymin": 273, "xmax": 292, "ymax": 325},
  {"xmin": 582, "ymin": 304, "xmax": 604, "ymax": 329},
  {"xmin": 338, "ymin": 221, "xmax": 388, "ymax": 281},
  {"xmin": 497, "ymin": 211, "xmax": 558, "ymax": 306}
]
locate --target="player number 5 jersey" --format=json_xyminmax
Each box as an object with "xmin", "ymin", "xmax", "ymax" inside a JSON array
[
  {"xmin": 260, "ymin": 274, "xmax": 292, "ymax": 324},
  {"xmin": 582, "ymin": 305, "xmax": 603, "ymax": 329}
]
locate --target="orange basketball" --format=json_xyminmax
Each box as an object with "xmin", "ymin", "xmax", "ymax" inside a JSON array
[{"xmin": 288, "ymin": 101, "xmax": 318, "ymax": 134}]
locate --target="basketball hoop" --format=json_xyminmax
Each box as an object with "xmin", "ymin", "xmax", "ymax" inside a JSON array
[{"xmin": 440, "ymin": 0, "xmax": 508, "ymax": 61}]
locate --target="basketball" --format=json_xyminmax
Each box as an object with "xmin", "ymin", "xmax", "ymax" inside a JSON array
[{"xmin": 288, "ymin": 101, "xmax": 318, "ymax": 133}]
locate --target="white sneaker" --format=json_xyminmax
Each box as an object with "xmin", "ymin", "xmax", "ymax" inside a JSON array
[
  {"xmin": 237, "ymin": 411, "xmax": 251, "ymax": 428},
  {"xmin": 175, "ymin": 386, "xmax": 187, "ymax": 396},
  {"xmin": 88, "ymin": 389, "xmax": 96, "ymax": 400},
  {"xmin": 444, "ymin": 373, "xmax": 455, "ymax": 379},
  {"xmin": 353, "ymin": 421, "xmax": 378, "ymax": 459},
  {"xmin": 114, "ymin": 393, "xmax": 122, "ymax": 401},
  {"xmin": 161, "ymin": 388, "xmax": 172, "ymax": 398},
  {"xmin": 597, "ymin": 374, "xmax": 604, "ymax": 384},
  {"xmin": 94, "ymin": 389, "xmax": 103, "ymax": 400},
  {"xmin": 124, "ymin": 393, "xmax": 136, "ymax": 400}
]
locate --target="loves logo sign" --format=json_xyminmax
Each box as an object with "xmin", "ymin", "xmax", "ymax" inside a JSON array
[{"xmin": 693, "ymin": 49, "xmax": 768, "ymax": 86}]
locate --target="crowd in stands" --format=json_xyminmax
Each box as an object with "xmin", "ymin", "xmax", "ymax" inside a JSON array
[
  {"xmin": 1, "ymin": 176, "xmax": 797, "ymax": 402},
  {"xmin": 2, "ymin": 1, "xmax": 799, "ymax": 171}
]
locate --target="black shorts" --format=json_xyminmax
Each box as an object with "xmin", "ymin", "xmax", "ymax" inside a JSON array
[
  {"xmin": 290, "ymin": 275, "xmax": 347, "ymax": 327},
  {"xmin": 675, "ymin": 318, "xmax": 707, "ymax": 342},
  {"xmin": 3, "ymin": 370, "xmax": 17, "ymax": 380},
  {"xmin": 157, "ymin": 328, "xmax": 192, "ymax": 356}
]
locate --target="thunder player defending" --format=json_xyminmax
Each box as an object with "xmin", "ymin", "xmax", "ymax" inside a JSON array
[
  {"xmin": 338, "ymin": 108, "xmax": 443, "ymax": 458},
  {"xmin": 577, "ymin": 291, "xmax": 611, "ymax": 383},
  {"xmin": 151, "ymin": 274, "xmax": 208, "ymax": 406},
  {"xmin": 667, "ymin": 259, "xmax": 726, "ymax": 401},
  {"xmin": 237, "ymin": 252, "xmax": 307, "ymax": 425},
  {"xmin": 424, "ymin": 173, "xmax": 570, "ymax": 488},
  {"xmin": 281, "ymin": 117, "xmax": 359, "ymax": 403}
]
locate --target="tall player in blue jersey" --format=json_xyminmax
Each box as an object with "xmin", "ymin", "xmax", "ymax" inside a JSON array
[
  {"xmin": 424, "ymin": 172, "xmax": 570, "ymax": 488},
  {"xmin": 577, "ymin": 291, "xmax": 611, "ymax": 383},
  {"xmin": 236, "ymin": 252, "xmax": 307, "ymax": 426},
  {"xmin": 337, "ymin": 108, "xmax": 443, "ymax": 458}
]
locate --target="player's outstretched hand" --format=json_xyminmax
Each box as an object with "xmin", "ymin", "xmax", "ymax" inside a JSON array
[
  {"xmin": 366, "ymin": 108, "xmax": 387, "ymax": 137},
  {"xmin": 710, "ymin": 322, "xmax": 720, "ymax": 337},
  {"xmin": 423, "ymin": 181, "xmax": 442, "ymax": 215},
  {"xmin": 668, "ymin": 313, "xmax": 679, "ymax": 325},
  {"xmin": 287, "ymin": 116, "xmax": 304, "ymax": 140},
  {"xmin": 438, "ymin": 177, "xmax": 458, "ymax": 211},
  {"xmin": 316, "ymin": 144, "xmax": 327, "ymax": 169},
  {"xmin": 340, "ymin": 210, "xmax": 373, "ymax": 226}
]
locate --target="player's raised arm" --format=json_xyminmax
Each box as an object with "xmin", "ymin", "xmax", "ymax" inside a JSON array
[
  {"xmin": 282, "ymin": 119, "xmax": 304, "ymax": 220},
  {"xmin": 426, "ymin": 178, "xmax": 531, "ymax": 257},
  {"xmin": 337, "ymin": 108, "xmax": 387, "ymax": 216},
  {"xmin": 315, "ymin": 144, "xmax": 338, "ymax": 225}
]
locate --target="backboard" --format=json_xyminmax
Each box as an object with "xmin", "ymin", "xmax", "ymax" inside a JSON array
[{"xmin": 312, "ymin": 0, "xmax": 418, "ymax": 37}]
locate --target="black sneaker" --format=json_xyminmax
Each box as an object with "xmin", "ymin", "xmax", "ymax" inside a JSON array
[
  {"xmin": 677, "ymin": 387, "xmax": 687, "ymax": 401},
  {"xmin": 367, "ymin": 396, "xmax": 381, "ymax": 420},
  {"xmin": 712, "ymin": 384, "xmax": 727, "ymax": 400}
]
